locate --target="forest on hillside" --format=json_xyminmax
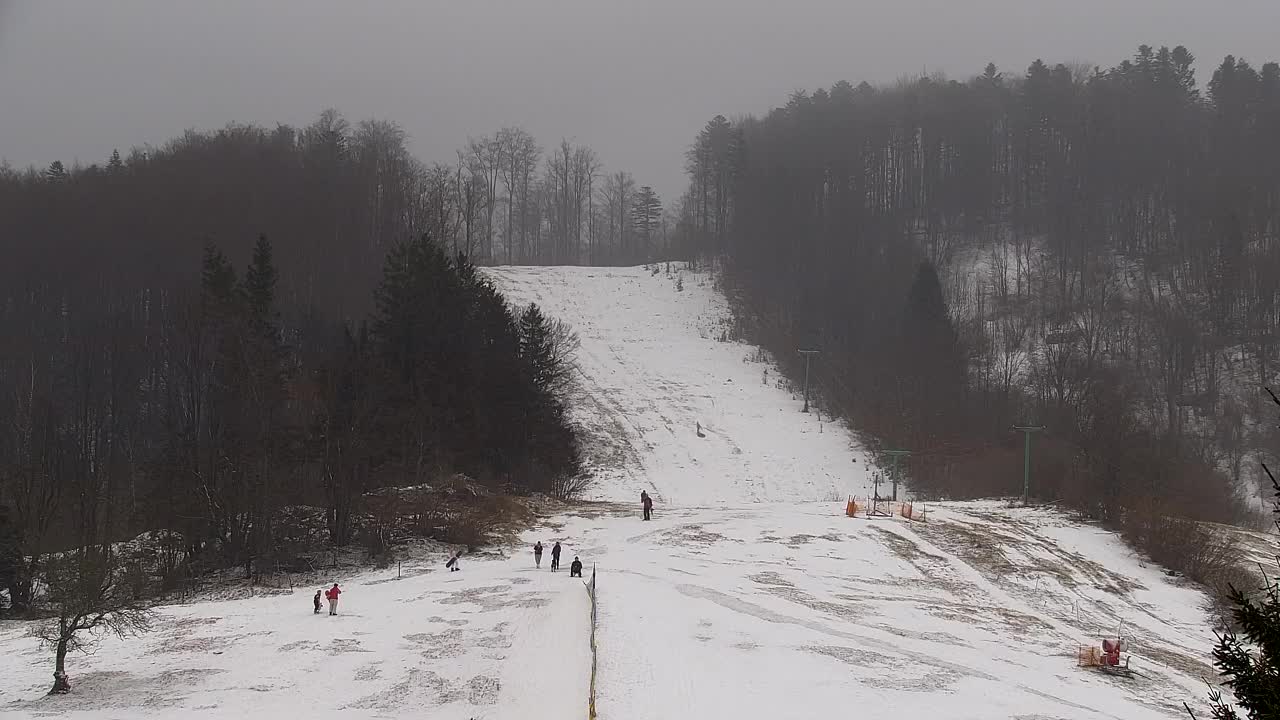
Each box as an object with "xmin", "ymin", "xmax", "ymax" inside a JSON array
[
  {"xmin": 0, "ymin": 119, "xmax": 619, "ymax": 610},
  {"xmin": 5, "ymin": 43, "xmax": 1280, "ymax": 615},
  {"xmin": 0, "ymin": 117, "xmax": 670, "ymax": 327},
  {"xmin": 675, "ymin": 46, "xmax": 1280, "ymax": 548}
]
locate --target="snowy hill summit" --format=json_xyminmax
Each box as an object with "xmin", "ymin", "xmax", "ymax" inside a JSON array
[
  {"xmin": 0, "ymin": 264, "xmax": 1229, "ymax": 719},
  {"xmin": 487, "ymin": 264, "xmax": 866, "ymax": 505}
]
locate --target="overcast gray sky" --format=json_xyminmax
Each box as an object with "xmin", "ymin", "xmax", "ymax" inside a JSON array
[{"xmin": 2, "ymin": 0, "xmax": 1278, "ymax": 199}]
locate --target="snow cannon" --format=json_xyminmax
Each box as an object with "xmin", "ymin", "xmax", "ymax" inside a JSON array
[
  {"xmin": 1077, "ymin": 638, "xmax": 1133, "ymax": 677},
  {"xmin": 1102, "ymin": 638, "xmax": 1124, "ymax": 665}
]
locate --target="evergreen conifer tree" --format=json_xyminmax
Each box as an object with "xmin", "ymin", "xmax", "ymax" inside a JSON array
[
  {"xmin": 1190, "ymin": 389, "xmax": 1280, "ymax": 720},
  {"xmin": 0, "ymin": 504, "xmax": 20, "ymax": 613}
]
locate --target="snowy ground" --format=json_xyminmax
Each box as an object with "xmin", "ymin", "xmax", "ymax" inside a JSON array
[
  {"xmin": 488, "ymin": 265, "xmax": 869, "ymax": 505},
  {"xmin": 0, "ymin": 264, "xmax": 1232, "ymax": 719},
  {"xmin": 492, "ymin": 265, "xmax": 1226, "ymax": 719},
  {"xmin": 545, "ymin": 501, "xmax": 1219, "ymax": 720},
  {"xmin": 0, "ymin": 547, "xmax": 590, "ymax": 720}
]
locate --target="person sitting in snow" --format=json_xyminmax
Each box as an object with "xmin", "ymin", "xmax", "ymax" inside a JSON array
[
  {"xmin": 325, "ymin": 583, "xmax": 341, "ymax": 615},
  {"xmin": 641, "ymin": 490, "xmax": 654, "ymax": 521},
  {"xmin": 534, "ymin": 541, "xmax": 544, "ymax": 568},
  {"xmin": 551, "ymin": 541, "xmax": 562, "ymax": 571},
  {"xmin": 570, "ymin": 556, "xmax": 583, "ymax": 578},
  {"xmin": 313, "ymin": 589, "xmax": 322, "ymax": 614},
  {"xmin": 446, "ymin": 552, "xmax": 462, "ymax": 572}
]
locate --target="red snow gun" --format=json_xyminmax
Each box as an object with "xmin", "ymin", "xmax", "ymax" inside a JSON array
[{"xmin": 1078, "ymin": 637, "xmax": 1133, "ymax": 677}]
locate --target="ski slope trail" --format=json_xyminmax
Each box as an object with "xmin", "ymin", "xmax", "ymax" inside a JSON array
[
  {"xmin": 488, "ymin": 265, "xmax": 871, "ymax": 504},
  {"xmin": 0, "ymin": 549, "xmax": 589, "ymax": 720},
  {"xmin": 492, "ymin": 265, "xmax": 1226, "ymax": 719},
  {"xmin": 0, "ymin": 265, "xmax": 1229, "ymax": 719},
  {"xmin": 534, "ymin": 501, "xmax": 1221, "ymax": 720}
]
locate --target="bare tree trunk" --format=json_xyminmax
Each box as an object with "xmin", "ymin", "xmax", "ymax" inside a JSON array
[{"xmin": 50, "ymin": 637, "xmax": 70, "ymax": 694}]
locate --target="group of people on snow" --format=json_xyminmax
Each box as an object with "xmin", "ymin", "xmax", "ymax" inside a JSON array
[
  {"xmin": 313, "ymin": 583, "xmax": 342, "ymax": 615},
  {"xmin": 532, "ymin": 540, "xmax": 582, "ymax": 576},
  {"xmin": 311, "ymin": 490, "xmax": 656, "ymax": 614}
]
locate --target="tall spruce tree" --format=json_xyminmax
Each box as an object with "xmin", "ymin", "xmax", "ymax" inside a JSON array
[
  {"xmin": 43, "ymin": 161, "xmax": 67, "ymax": 182},
  {"xmin": 897, "ymin": 260, "xmax": 965, "ymax": 447},
  {"xmin": 1190, "ymin": 390, "xmax": 1280, "ymax": 719},
  {"xmin": 242, "ymin": 235, "xmax": 279, "ymax": 325},
  {"xmin": 517, "ymin": 303, "xmax": 581, "ymax": 493},
  {"xmin": 237, "ymin": 235, "xmax": 290, "ymax": 579},
  {"xmin": 519, "ymin": 304, "xmax": 557, "ymax": 392}
]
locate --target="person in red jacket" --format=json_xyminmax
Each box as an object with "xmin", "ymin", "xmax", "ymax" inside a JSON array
[{"xmin": 325, "ymin": 583, "xmax": 341, "ymax": 615}]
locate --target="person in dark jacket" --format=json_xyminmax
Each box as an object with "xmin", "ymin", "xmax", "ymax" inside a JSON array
[
  {"xmin": 641, "ymin": 490, "xmax": 653, "ymax": 521},
  {"xmin": 550, "ymin": 542, "xmax": 562, "ymax": 571},
  {"xmin": 570, "ymin": 556, "xmax": 583, "ymax": 578},
  {"xmin": 533, "ymin": 541, "xmax": 544, "ymax": 568},
  {"xmin": 313, "ymin": 589, "xmax": 322, "ymax": 614}
]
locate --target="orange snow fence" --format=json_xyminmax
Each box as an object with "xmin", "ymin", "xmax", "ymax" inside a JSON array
[
  {"xmin": 898, "ymin": 502, "xmax": 928, "ymax": 523},
  {"xmin": 845, "ymin": 498, "xmax": 859, "ymax": 517}
]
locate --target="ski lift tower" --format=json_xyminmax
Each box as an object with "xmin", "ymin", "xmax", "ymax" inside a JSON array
[
  {"xmin": 883, "ymin": 449, "xmax": 911, "ymax": 502},
  {"xmin": 797, "ymin": 349, "xmax": 820, "ymax": 413}
]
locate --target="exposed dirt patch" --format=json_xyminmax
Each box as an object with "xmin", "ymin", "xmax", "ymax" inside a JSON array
[
  {"xmin": 155, "ymin": 631, "xmax": 270, "ymax": 655},
  {"xmin": 277, "ymin": 639, "xmax": 319, "ymax": 653},
  {"xmin": 325, "ymin": 637, "xmax": 371, "ymax": 654},
  {"xmin": 871, "ymin": 527, "xmax": 946, "ymax": 564},
  {"xmin": 347, "ymin": 668, "xmax": 460, "ymax": 710},
  {"xmin": 661, "ymin": 523, "xmax": 741, "ymax": 547},
  {"xmin": 425, "ymin": 615, "xmax": 470, "ymax": 627},
  {"xmin": 784, "ymin": 532, "xmax": 844, "ymax": 547},
  {"xmin": 172, "ymin": 616, "xmax": 222, "ymax": 633},
  {"xmin": 939, "ymin": 510, "xmax": 1142, "ymax": 598},
  {"xmin": 805, "ymin": 644, "xmax": 883, "ymax": 667},
  {"xmin": 466, "ymin": 675, "xmax": 501, "ymax": 705},
  {"xmin": 1140, "ymin": 643, "xmax": 1218, "ymax": 680},
  {"xmin": 404, "ymin": 629, "xmax": 467, "ymax": 660},
  {"xmin": 806, "ymin": 643, "xmax": 963, "ymax": 692},
  {"xmin": 476, "ymin": 623, "xmax": 513, "ymax": 649},
  {"xmin": 750, "ymin": 571, "xmax": 795, "ymax": 588},
  {"xmin": 8, "ymin": 668, "xmax": 226, "ymax": 712},
  {"xmin": 755, "ymin": 579, "xmax": 870, "ymax": 619},
  {"xmin": 435, "ymin": 584, "xmax": 524, "ymax": 611}
]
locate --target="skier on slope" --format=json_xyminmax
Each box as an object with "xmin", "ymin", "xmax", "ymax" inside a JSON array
[
  {"xmin": 446, "ymin": 552, "xmax": 462, "ymax": 572},
  {"xmin": 570, "ymin": 556, "xmax": 584, "ymax": 578},
  {"xmin": 533, "ymin": 541, "xmax": 544, "ymax": 568},
  {"xmin": 550, "ymin": 541, "xmax": 562, "ymax": 571},
  {"xmin": 325, "ymin": 583, "xmax": 341, "ymax": 615},
  {"xmin": 641, "ymin": 490, "xmax": 654, "ymax": 521}
]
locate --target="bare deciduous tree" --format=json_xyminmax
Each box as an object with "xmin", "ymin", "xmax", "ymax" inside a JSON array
[{"xmin": 32, "ymin": 550, "xmax": 154, "ymax": 694}]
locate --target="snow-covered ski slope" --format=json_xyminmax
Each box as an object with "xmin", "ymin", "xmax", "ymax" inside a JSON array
[
  {"xmin": 0, "ymin": 265, "xmax": 1229, "ymax": 719},
  {"xmin": 488, "ymin": 266, "xmax": 870, "ymax": 504},
  {"xmin": 0, "ymin": 549, "xmax": 591, "ymax": 720},
  {"xmin": 490, "ymin": 265, "xmax": 1225, "ymax": 719},
  {"xmin": 553, "ymin": 502, "xmax": 1219, "ymax": 720}
]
